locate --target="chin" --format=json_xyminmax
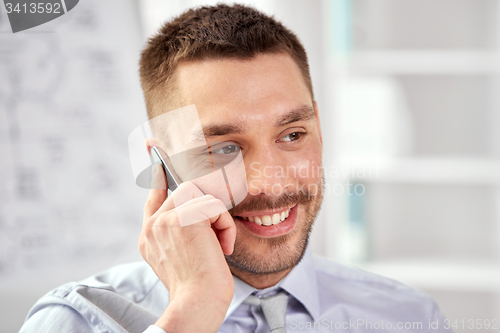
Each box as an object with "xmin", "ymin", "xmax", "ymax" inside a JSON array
[
  {"xmin": 226, "ymin": 175, "xmax": 325, "ymax": 276},
  {"xmin": 226, "ymin": 205, "xmax": 313, "ymax": 276}
]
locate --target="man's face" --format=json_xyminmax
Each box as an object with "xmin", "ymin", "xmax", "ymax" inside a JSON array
[{"xmin": 173, "ymin": 52, "xmax": 324, "ymax": 275}]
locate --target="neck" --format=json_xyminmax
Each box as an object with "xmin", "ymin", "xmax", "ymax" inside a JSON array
[{"xmin": 229, "ymin": 266, "xmax": 293, "ymax": 289}]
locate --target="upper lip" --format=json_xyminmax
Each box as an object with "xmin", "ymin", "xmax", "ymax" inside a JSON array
[{"xmin": 234, "ymin": 205, "xmax": 295, "ymax": 218}]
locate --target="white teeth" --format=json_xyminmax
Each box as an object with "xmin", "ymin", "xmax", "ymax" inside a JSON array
[
  {"xmin": 261, "ymin": 215, "xmax": 272, "ymax": 226},
  {"xmin": 240, "ymin": 208, "xmax": 292, "ymax": 226}
]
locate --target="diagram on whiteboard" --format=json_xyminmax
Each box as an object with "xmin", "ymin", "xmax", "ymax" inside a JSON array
[{"xmin": 0, "ymin": 0, "xmax": 147, "ymax": 281}]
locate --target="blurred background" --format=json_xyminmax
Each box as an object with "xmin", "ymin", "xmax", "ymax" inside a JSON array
[{"xmin": 1, "ymin": 0, "xmax": 499, "ymax": 331}]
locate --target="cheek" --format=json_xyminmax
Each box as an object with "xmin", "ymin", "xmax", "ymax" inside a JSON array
[{"xmin": 290, "ymin": 148, "xmax": 322, "ymax": 184}]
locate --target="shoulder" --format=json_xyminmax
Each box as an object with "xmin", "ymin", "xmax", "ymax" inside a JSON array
[
  {"xmin": 311, "ymin": 255, "xmax": 444, "ymax": 321},
  {"xmin": 42, "ymin": 261, "xmax": 163, "ymax": 305},
  {"xmin": 79, "ymin": 261, "xmax": 163, "ymax": 301},
  {"xmin": 21, "ymin": 261, "xmax": 167, "ymax": 333},
  {"xmin": 313, "ymin": 255, "xmax": 425, "ymax": 294},
  {"xmin": 20, "ymin": 304, "xmax": 92, "ymax": 333}
]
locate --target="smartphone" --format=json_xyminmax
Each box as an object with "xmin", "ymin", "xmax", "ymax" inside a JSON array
[{"xmin": 151, "ymin": 146, "xmax": 182, "ymax": 192}]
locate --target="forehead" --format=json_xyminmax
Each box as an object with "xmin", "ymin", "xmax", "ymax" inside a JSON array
[{"xmin": 174, "ymin": 53, "xmax": 312, "ymax": 125}]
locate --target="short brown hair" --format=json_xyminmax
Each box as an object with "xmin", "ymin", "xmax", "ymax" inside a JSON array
[{"xmin": 139, "ymin": 4, "xmax": 313, "ymax": 119}]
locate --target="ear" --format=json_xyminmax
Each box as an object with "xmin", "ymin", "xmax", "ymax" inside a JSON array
[
  {"xmin": 144, "ymin": 137, "xmax": 161, "ymax": 155},
  {"xmin": 313, "ymin": 101, "xmax": 323, "ymax": 148}
]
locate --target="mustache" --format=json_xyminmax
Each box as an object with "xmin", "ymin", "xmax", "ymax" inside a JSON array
[{"xmin": 229, "ymin": 190, "xmax": 312, "ymax": 217}]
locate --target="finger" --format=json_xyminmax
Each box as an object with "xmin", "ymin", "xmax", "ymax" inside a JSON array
[
  {"xmin": 143, "ymin": 137, "xmax": 161, "ymax": 155},
  {"xmin": 170, "ymin": 197, "xmax": 236, "ymax": 254},
  {"xmin": 185, "ymin": 199, "xmax": 235, "ymax": 254},
  {"xmin": 143, "ymin": 164, "xmax": 168, "ymax": 220},
  {"xmin": 211, "ymin": 210, "xmax": 236, "ymax": 255},
  {"xmin": 173, "ymin": 194, "xmax": 216, "ymax": 208},
  {"xmin": 150, "ymin": 181, "xmax": 205, "ymax": 220},
  {"xmin": 210, "ymin": 207, "xmax": 234, "ymax": 231},
  {"xmin": 175, "ymin": 196, "xmax": 227, "ymax": 227}
]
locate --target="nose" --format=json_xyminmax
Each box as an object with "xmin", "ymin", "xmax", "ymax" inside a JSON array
[{"xmin": 245, "ymin": 146, "xmax": 290, "ymax": 197}]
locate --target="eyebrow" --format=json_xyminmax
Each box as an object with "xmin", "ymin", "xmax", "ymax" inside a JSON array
[
  {"xmin": 274, "ymin": 105, "xmax": 315, "ymax": 127},
  {"xmin": 203, "ymin": 123, "xmax": 245, "ymax": 138},
  {"xmin": 186, "ymin": 123, "xmax": 244, "ymax": 145},
  {"xmin": 189, "ymin": 104, "xmax": 316, "ymax": 143}
]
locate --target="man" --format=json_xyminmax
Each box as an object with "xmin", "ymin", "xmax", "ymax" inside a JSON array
[{"xmin": 21, "ymin": 4, "xmax": 451, "ymax": 332}]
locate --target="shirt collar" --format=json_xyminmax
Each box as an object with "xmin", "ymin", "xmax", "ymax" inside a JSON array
[
  {"xmin": 224, "ymin": 246, "xmax": 320, "ymax": 322},
  {"xmin": 225, "ymin": 274, "xmax": 256, "ymax": 320}
]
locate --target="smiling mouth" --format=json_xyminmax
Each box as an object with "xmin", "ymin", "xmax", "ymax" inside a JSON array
[{"xmin": 234, "ymin": 208, "xmax": 291, "ymax": 226}]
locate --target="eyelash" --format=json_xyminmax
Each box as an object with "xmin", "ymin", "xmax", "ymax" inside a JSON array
[
  {"xmin": 212, "ymin": 144, "xmax": 241, "ymax": 155},
  {"xmin": 279, "ymin": 131, "xmax": 306, "ymax": 142}
]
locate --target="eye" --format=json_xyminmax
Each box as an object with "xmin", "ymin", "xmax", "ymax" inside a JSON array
[
  {"xmin": 212, "ymin": 144, "xmax": 241, "ymax": 155},
  {"xmin": 280, "ymin": 132, "xmax": 304, "ymax": 142}
]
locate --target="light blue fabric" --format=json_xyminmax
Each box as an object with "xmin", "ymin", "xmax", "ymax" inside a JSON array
[{"xmin": 20, "ymin": 247, "xmax": 452, "ymax": 332}]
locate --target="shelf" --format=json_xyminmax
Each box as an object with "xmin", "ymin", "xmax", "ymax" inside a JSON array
[
  {"xmin": 358, "ymin": 260, "xmax": 500, "ymax": 292},
  {"xmin": 334, "ymin": 157, "xmax": 500, "ymax": 185},
  {"xmin": 331, "ymin": 50, "xmax": 500, "ymax": 75}
]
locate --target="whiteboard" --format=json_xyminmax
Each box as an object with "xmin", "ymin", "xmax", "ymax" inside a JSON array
[{"xmin": 0, "ymin": 0, "xmax": 149, "ymax": 330}]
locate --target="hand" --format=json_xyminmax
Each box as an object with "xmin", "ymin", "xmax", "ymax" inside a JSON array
[{"xmin": 139, "ymin": 165, "xmax": 236, "ymax": 332}]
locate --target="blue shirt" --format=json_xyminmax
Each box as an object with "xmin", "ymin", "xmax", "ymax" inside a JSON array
[{"xmin": 20, "ymin": 248, "xmax": 452, "ymax": 332}]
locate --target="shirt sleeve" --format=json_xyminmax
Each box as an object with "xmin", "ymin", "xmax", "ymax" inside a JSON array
[
  {"xmin": 143, "ymin": 325, "xmax": 167, "ymax": 333},
  {"xmin": 19, "ymin": 304, "xmax": 94, "ymax": 333}
]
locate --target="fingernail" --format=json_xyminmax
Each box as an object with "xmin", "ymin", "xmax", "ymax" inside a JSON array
[{"xmin": 153, "ymin": 164, "xmax": 159, "ymax": 176}]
